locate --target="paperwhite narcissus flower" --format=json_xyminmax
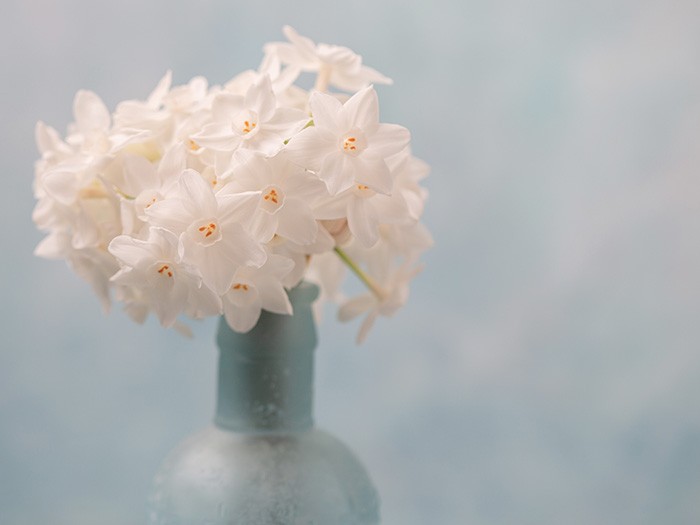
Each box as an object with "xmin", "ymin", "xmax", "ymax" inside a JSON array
[
  {"xmin": 222, "ymin": 152, "xmax": 326, "ymax": 245},
  {"xmin": 338, "ymin": 260, "xmax": 423, "ymax": 344},
  {"xmin": 285, "ymin": 86, "xmax": 410, "ymax": 196},
  {"xmin": 109, "ymin": 227, "xmax": 222, "ymax": 327},
  {"xmin": 116, "ymin": 145, "xmax": 185, "ymax": 234},
  {"xmin": 32, "ymin": 27, "xmax": 431, "ymax": 342},
  {"xmin": 222, "ymin": 254, "xmax": 295, "ymax": 332},
  {"xmin": 192, "ymin": 76, "xmax": 307, "ymax": 157},
  {"xmin": 313, "ymin": 182, "xmax": 412, "ymax": 248},
  {"xmin": 264, "ymin": 26, "xmax": 393, "ymax": 93}
]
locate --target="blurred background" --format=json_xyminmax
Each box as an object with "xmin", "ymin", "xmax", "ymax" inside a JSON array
[{"xmin": 3, "ymin": 0, "xmax": 700, "ymax": 523}]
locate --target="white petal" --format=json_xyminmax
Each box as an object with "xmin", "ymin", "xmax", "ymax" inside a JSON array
[
  {"xmin": 34, "ymin": 232, "xmax": 69, "ymax": 259},
  {"xmin": 187, "ymin": 282, "xmax": 223, "ymax": 318},
  {"xmin": 217, "ymin": 191, "xmax": 261, "ymax": 225},
  {"xmin": 359, "ymin": 64, "xmax": 393, "ymax": 85},
  {"xmin": 282, "ymin": 26, "xmax": 318, "ymax": 63},
  {"xmin": 192, "ymin": 123, "xmax": 240, "ymax": 151},
  {"xmin": 249, "ymin": 212, "xmax": 277, "ymax": 243},
  {"xmin": 198, "ymin": 246, "xmax": 238, "ymax": 294},
  {"xmin": 73, "ymin": 90, "xmax": 110, "ymax": 132},
  {"xmin": 314, "ymin": 193, "xmax": 351, "ymax": 220},
  {"xmin": 370, "ymin": 123, "xmax": 411, "ymax": 157},
  {"xmin": 157, "ymin": 143, "xmax": 186, "ymax": 180},
  {"xmin": 264, "ymin": 107, "xmax": 308, "ymax": 134},
  {"xmin": 147, "ymin": 70, "xmax": 172, "ymax": 107},
  {"xmin": 35, "ymin": 121, "xmax": 64, "ymax": 155},
  {"xmin": 373, "ymin": 193, "xmax": 410, "ymax": 224},
  {"xmin": 309, "ymin": 91, "xmax": 343, "ymax": 130},
  {"xmin": 342, "ymin": 86, "xmax": 379, "ymax": 129},
  {"xmin": 285, "ymin": 127, "xmax": 335, "ymax": 171},
  {"xmin": 223, "ymin": 297, "xmax": 263, "ymax": 333},
  {"xmin": 42, "ymin": 170, "xmax": 78, "ymax": 205},
  {"xmin": 245, "ymin": 75, "xmax": 276, "ymax": 122},
  {"xmin": 122, "ymin": 154, "xmax": 157, "ymax": 195},
  {"xmin": 212, "ymin": 93, "xmax": 245, "ymax": 122},
  {"xmin": 180, "ymin": 169, "xmax": 218, "ymax": 216},
  {"xmin": 257, "ymin": 281, "xmax": 293, "ymax": 315},
  {"xmin": 356, "ymin": 311, "xmax": 378, "ymax": 344},
  {"xmin": 347, "ymin": 198, "xmax": 379, "ymax": 247},
  {"xmin": 219, "ymin": 222, "xmax": 267, "ymax": 268},
  {"xmin": 155, "ymin": 280, "xmax": 189, "ymax": 327},
  {"xmin": 355, "ymin": 155, "xmax": 393, "ymax": 195},
  {"xmin": 320, "ymin": 152, "xmax": 355, "ymax": 195},
  {"xmin": 146, "ymin": 199, "xmax": 192, "ymax": 233},
  {"xmin": 338, "ymin": 294, "xmax": 375, "ymax": 321},
  {"xmin": 276, "ymin": 198, "xmax": 318, "ymax": 245},
  {"xmin": 108, "ymin": 235, "xmax": 155, "ymax": 267}
]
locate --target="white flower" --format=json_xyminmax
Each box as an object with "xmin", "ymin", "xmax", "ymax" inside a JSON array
[
  {"xmin": 192, "ymin": 75, "xmax": 307, "ymax": 157},
  {"xmin": 338, "ymin": 260, "xmax": 423, "ymax": 344},
  {"xmin": 222, "ymin": 151, "xmax": 326, "ymax": 245},
  {"xmin": 116, "ymin": 145, "xmax": 185, "ymax": 235},
  {"xmin": 387, "ymin": 149, "xmax": 431, "ymax": 221},
  {"xmin": 264, "ymin": 26, "xmax": 392, "ymax": 92},
  {"xmin": 222, "ymin": 254, "xmax": 295, "ymax": 332},
  {"xmin": 113, "ymin": 71, "xmax": 174, "ymax": 137},
  {"xmin": 314, "ymin": 182, "xmax": 411, "ymax": 248},
  {"xmin": 67, "ymin": 90, "xmax": 112, "ymax": 154},
  {"xmin": 286, "ymin": 86, "xmax": 410, "ymax": 195},
  {"xmin": 146, "ymin": 169, "xmax": 266, "ymax": 294},
  {"xmin": 109, "ymin": 227, "xmax": 222, "ymax": 326}
]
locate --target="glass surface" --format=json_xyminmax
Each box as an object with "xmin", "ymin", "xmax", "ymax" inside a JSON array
[
  {"xmin": 148, "ymin": 283, "xmax": 380, "ymax": 524},
  {"xmin": 149, "ymin": 426, "xmax": 379, "ymax": 524}
]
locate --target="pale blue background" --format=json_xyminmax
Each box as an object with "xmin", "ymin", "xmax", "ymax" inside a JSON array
[{"xmin": 3, "ymin": 0, "xmax": 700, "ymax": 523}]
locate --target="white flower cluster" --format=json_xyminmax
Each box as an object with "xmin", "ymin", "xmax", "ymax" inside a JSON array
[{"xmin": 32, "ymin": 26, "xmax": 432, "ymax": 342}]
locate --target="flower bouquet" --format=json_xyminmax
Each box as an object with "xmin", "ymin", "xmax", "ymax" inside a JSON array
[{"xmin": 32, "ymin": 27, "xmax": 430, "ymax": 342}]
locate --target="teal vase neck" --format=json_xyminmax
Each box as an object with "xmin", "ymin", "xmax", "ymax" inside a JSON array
[{"xmin": 214, "ymin": 282, "xmax": 320, "ymax": 434}]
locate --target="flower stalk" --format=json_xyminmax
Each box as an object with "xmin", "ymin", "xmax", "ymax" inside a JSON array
[{"xmin": 334, "ymin": 247, "xmax": 386, "ymax": 301}]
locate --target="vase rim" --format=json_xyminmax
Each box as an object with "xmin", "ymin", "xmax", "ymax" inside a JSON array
[{"xmin": 287, "ymin": 280, "xmax": 320, "ymax": 305}]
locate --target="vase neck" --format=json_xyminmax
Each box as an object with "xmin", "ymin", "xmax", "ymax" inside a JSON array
[{"xmin": 214, "ymin": 282, "xmax": 319, "ymax": 434}]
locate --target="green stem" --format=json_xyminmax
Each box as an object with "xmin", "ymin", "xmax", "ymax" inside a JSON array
[
  {"xmin": 115, "ymin": 187, "xmax": 135, "ymax": 200},
  {"xmin": 333, "ymin": 247, "xmax": 386, "ymax": 300}
]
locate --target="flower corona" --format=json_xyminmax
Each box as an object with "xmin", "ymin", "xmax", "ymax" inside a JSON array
[{"xmin": 32, "ymin": 26, "xmax": 432, "ymax": 342}]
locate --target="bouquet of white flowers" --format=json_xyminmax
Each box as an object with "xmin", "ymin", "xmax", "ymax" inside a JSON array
[{"xmin": 32, "ymin": 26, "xmax": 431, "ymax": 343}]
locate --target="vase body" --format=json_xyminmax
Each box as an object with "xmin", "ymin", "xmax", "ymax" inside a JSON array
[{"xmin": 148, "ymin": 282, "xmax": 380, "ymax": 524}]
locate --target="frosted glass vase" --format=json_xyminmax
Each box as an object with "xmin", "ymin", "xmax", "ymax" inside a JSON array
[{"xmin": 148, "ymin": 282, "xmax": 380, "ymax": 524}]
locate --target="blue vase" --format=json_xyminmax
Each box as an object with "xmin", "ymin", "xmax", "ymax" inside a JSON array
[{"xmin": 148, "ymin": 282, "xmax": 380, "ymax": 524}]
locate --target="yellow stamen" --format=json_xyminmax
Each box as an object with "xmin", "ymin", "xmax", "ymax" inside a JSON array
[{"xmin": 198, "ymin": 222, "xmax": 217, "ymax": 238}]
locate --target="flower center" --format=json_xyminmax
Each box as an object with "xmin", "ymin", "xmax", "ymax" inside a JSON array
[
  {"xmin": 260, "ymin": 185, "xmax": 285, "ymax": 214},
  {"xmin": 188, "ymin": 218, "xmax": 222, "ymax": 246},
  {"xmin": 234, "ymin": 110, "xmax": 260, "ymax": 139},
  {"xmin": 264, "ymin": 188, "xmax": 279, "ymax": 204},
  {"xmin": 135, "ymin": 190, "xmax": 163, "ymax": 221},
  {"xmin": 187, "ymin": 138, "xmax": 200, "ymax": 151},
  {"xmin": 147, "ymin": 261, "xmax": 177, "ymax": 288},
  {"xmin": 198, "ymin": 222, "xmax": 217, "ymax": 238},
  {"xmin": 344, "ymin": 137, "xmax": 358, "ymax": 151},
  {"xmin": 339, "ymin": 128, "xmax": 367, "ymax": 157},
  {"xmin": 353, "ymin": 183, "xmax": 375, "ymax": 199},
  {"xmin": 157, "ymin": 264, "xmax": 173, "ymax": 278},
  {"xmin": 227, "ymin": 280, "xmax": 258, "ymax": 306}
]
